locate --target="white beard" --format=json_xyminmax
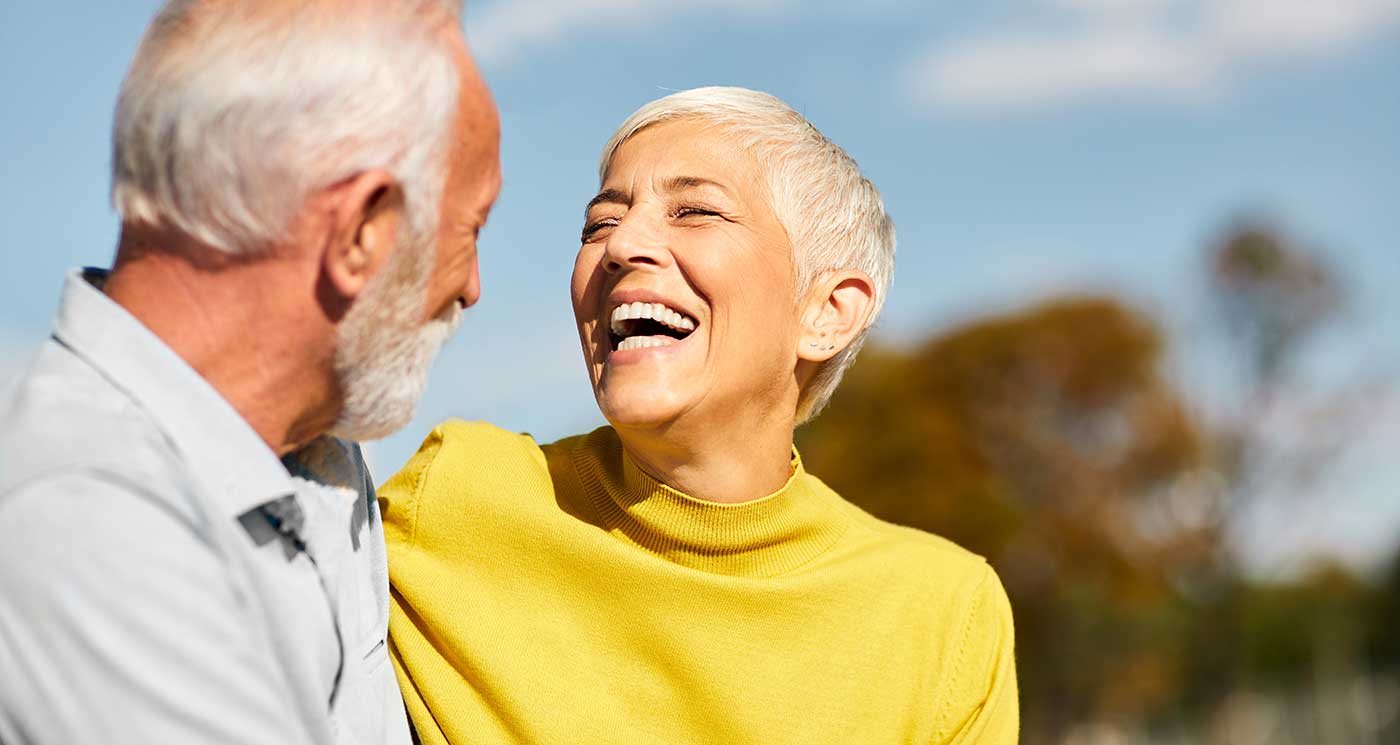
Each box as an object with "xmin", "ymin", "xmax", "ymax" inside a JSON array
[{"xmin": 328, "ymin": 215, "xmax": 461, "ymax": 442}]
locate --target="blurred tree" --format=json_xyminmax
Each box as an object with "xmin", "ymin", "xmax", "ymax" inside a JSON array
[
  {"xmin": 1365, "ymin": 549, "xmax": 1400, "ymax": 672},
  {"xmin": 1238, "ymin": 563, "xmax": 1368, "ymax": 685},
  {"xmin": 1196, "ymin": 224, "xmax": 1385, "ymax": 722},
  {"xmin": 798, "ymin": 297, "xmax": 1211, "ymax": 742},
  {"xmin": 796, "ymin": 222, "xmax": 1392, "ymax": 743},
  {"xmin": 1207, "ymin": 223, "xmax": 1357, "ymax": 529},
  {"xmin": 1211, "ymin": 225, "xmax": 1341, "ymax": 384}
]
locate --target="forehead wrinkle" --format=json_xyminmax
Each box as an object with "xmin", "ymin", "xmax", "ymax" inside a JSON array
[
  {"xmin": 598, "ymin": 123, "xmax": 764, "ymax": 220},
  {"xmin": 660, "ymin": 176, "xmax": 733, "ymax": 197},
  {"xmin": 481, "ymin": 172, "xmax": 502, "ymax": 223}
]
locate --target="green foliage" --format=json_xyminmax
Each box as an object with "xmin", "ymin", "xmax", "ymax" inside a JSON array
[
  {"xmin": 1365, "ymin": 551, "xmax": 1400, "ymax": 671},
  {"xmin": 1237, "ymin": 564, "xmax": 1368, "ymax": 685}
]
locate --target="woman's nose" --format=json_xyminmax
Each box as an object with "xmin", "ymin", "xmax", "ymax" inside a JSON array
[{"xmin": 602, "ymin": 213, "xmax": 671, "ymax": 274}]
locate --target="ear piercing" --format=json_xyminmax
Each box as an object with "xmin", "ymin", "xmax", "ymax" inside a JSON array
[{"xmin": 808, "ymin": 341, "xmax": 836, "ymax": 351}]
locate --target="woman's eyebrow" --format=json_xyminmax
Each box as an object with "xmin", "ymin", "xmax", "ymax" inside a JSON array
[
  {"xmin": 584, "ymin": 188, "xmax": 629, "ymax": 216},
  {"xmin": 584, "ymin": 177, "xmax": 729, "ymax": 217}
]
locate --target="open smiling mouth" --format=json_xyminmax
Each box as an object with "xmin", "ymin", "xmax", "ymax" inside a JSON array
[{"xmin": 608, "ymin": 301, "xmax": 698, "ymax": 352}]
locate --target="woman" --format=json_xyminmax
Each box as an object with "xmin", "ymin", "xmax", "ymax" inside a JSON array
[{"xmin": 381, "ymin": 87, "xmax": 1017, "ymax": 745}]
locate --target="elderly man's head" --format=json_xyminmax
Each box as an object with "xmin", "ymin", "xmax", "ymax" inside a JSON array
[
  {"xmin": 585, "ymin": 87, "xmax": 894, "ymax": 426},
  {"xmin": 110, "ymin": 0, "xmax": 501, "ymax": 440}
]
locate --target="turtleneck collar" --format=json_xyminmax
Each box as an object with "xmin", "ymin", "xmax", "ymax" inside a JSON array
[{"xmin": 570, "ymin": 427, "xmax": 849, "ymax": 578}]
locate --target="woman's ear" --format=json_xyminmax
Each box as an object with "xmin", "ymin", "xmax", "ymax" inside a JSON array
[
  {"xmin": 796, "ymin": 269, "xmax": 876, "ymax": 364},
  {"xmin": 320, "ymin": 169, "xmax": 404, "ymax": 304}
]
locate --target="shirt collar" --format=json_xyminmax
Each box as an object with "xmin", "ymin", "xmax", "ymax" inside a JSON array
[{"xmin": 52, "ymin": 267, "xmax": 296, "ymax": 517}]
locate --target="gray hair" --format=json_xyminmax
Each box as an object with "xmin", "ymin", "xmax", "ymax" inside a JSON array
[
  {"xmin": 599, "ymin": 87, "xmax": 896, "ymax": 424},
  {"xmin": 112, "ymin": 0, "xmax": 465, "ymax": 255}
]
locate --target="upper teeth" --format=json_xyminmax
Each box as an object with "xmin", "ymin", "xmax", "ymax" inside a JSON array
[{"xmin": 609, "ymin": 302, "xmax": 697, "ymax": 336}]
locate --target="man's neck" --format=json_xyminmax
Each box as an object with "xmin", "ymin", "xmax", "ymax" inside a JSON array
[{"xmin": 103, "ymin": 229, "xmax": 338, "ymax": 456}]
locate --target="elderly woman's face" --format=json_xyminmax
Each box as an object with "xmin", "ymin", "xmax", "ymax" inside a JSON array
[{"xmin": 572, "ymin": 118, "xmax": 801, "ymax": 431}]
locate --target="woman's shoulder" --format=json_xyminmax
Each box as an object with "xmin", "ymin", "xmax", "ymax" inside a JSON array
[
  {"xmin": 426, "ymin": 417, "xmax": 545, "ymax": 454},
  {"xmin": 813, "ymin": 474, "xmax": 1017, "ymax": 728},
  {"xmin": 414, "ymin": 419, "xmax": 601, "ymax": 461},
  {"xmin": 806, "ymin": 472, "xmax": 1002, "ymax": 595},
  {"xmin": 383, "ymin": 419, "xmax": 546, "ymax": 486},
  {"xmin": 377, "ymin": 420, "xmax": 561, "ymax": 545}
]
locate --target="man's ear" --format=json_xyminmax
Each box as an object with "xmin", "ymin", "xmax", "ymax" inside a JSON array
[
  {"xmin": 796, "ymin": 269, "xmax": 876, "ymax": 364},
  {"xmin": 320, "ymin": 169, "xmax": 404, "ymax": 303}
]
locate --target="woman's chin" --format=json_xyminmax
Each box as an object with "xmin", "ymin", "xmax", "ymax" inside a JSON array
[{"xmin": 596, "ymin": 387, "xmax": 692, "ymax": 430}]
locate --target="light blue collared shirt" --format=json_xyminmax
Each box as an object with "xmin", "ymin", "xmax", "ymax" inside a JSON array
[{"xmin": 0, "ymin": 269, "xmax": 411, "ymax": 745}]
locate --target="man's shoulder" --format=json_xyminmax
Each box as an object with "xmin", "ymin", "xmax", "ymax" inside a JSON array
[{"xmin": 0, "ymin": 339, "xmax": 191, "ymax": 513}]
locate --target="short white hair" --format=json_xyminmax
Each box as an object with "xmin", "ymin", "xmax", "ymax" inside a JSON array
[
  {"xmin": 599, "ymin": 87, "xmax": 896, "ymax": 424},
  {"xmin": 112, "ymin": 0, "xmax": 465, "ymax": 255}
]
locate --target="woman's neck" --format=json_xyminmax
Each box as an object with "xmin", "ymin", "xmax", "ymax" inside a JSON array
[{"xmin": 614, "ymin": 417, "xmax": 796, "ymax": 505}]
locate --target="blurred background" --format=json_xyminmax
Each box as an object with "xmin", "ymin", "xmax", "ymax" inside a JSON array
[{"xmin": 1, "ymin": 1, "xmax": 1397, "ymax": 743}]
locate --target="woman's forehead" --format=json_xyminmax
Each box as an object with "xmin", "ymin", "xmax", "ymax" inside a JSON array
[{"xmin": 605, "ymin": 119, "xmax": 758, "ymax": 186}]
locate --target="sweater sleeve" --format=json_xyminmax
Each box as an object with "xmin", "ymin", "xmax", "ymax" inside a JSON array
[
  {"xmin": 377, "ymin": 420, "xmax": 545, "ymax": 554},
  {"xmin": 377, "ymin": 420, "xmax": 548, "ymax": 745},
  {"xmin": 377, "ymin": 425, "xmax": 448, "ymax": 552},
  {"xmin": 935, "ymin": 564, "xmax": 1020, "ymax": 745}
]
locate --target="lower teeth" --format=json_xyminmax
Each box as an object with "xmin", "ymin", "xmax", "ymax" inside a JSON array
[{"xmin": 617, "ymin": 336, "xmax": 677, "ymax": 352}]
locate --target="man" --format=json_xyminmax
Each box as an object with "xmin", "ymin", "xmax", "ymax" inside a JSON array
[{"xmin": 0, "ymin": 1, "xmax": 500, "ymax": 743}]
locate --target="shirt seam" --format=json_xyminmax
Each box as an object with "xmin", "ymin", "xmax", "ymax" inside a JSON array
[
  {"xmin": 932, "ymin": 561, "xmax": 993, "ymax": 743},
  {"xmin": 404, "ymin": 429, "xmax": 448, "ymax": 550}
]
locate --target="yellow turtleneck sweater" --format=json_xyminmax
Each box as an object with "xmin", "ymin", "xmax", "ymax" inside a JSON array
[{"xmin": 381, "ymin": 421, "xmax": 1017, "ymax": 745}]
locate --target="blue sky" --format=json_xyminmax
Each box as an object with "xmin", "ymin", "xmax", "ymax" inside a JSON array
[{"xmin": 1, "ymin": 0, "xmax": 1396, "ymax": 573}]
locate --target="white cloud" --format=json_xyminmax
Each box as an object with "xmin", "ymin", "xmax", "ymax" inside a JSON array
[
  {"xmin": 466, "ymin": 0, "xmax": 786, "ymax": 68},
  {"xmin": 909, "ymin": 0, "xmax": 1400, "ymax": 113},
  {"xmin": 912, "ymin": 26, "xmax": 1213, "ymax": 111},
  {"xmin": 1208, "ymin": 0, "xmax": 1400, "ymax": 57},
  {"xmin": 1049, "ymin": 0, "xmax": 1180, "ymax": 16}
]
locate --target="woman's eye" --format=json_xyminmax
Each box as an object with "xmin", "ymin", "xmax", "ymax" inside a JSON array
[
  {"xmin": 581, "ymin": 219, "xmax": 617, "ymax": 241},
  {"xmin": 673, "ymin": 206, "xmax": 719, "ymax": 219}
]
